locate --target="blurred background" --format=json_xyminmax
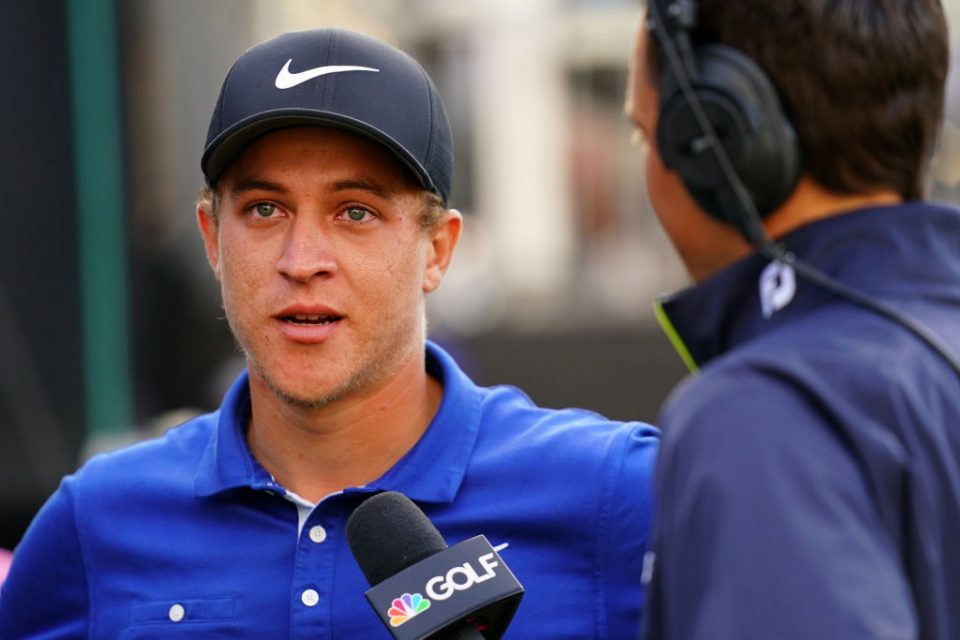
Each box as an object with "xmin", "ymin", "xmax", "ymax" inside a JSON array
[{"xmin": 1, "ymin": 0, "xmax": 959, "ymax": 550}]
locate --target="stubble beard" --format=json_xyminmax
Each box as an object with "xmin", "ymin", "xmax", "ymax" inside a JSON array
[
  {"xmin": 229, "ymin": 313, "xmax": 422, "ymax": 412},
  {"xmin": 249, "ymin": 347, "xmax": 382, "ymax": 411}
]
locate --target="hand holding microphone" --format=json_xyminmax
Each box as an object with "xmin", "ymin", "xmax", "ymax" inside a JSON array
[{"xmin": 346, "ymin": 492, "xmax": 524, "ymax": 640}]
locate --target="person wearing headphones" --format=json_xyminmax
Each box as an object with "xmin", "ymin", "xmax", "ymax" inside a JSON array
[{"xmin": 626, "ymin": 1, "xmax": 960, "ymax": 638}]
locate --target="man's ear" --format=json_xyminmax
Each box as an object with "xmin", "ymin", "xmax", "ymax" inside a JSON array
[
  {"xmin": 422, "ymin": 209, "xmax": 463, "ymax": 293},
  {"xmin": 197, "ymin": 207, "xmax": 222, "ymax": 281}
]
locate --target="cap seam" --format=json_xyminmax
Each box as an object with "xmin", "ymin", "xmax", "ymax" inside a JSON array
[
  {"xmin": 417, "ymin": 63, "xmax": 437, "ymax": 181},
  {"xmin": 318, "ymin": 28, "xmax": 335, "ymax": 109}
]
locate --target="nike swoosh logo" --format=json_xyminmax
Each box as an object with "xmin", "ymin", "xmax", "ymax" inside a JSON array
[{"xmin": 274, "ymin": 60, "xmax": 379, "ymax": 89}]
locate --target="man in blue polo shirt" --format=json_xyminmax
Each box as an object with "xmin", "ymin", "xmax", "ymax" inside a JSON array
[
  {"xmin": 626, "ymin": 1, "xmax": 960, "ymax": 639},
  {"xmin": 0, "ymin": 28, "xmax": 658, "ymax": 638}
]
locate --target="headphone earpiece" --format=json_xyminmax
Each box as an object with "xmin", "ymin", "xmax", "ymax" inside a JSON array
[{"xmin": 656, "ymin": 42, "xmax": 801, "ymax": 232}]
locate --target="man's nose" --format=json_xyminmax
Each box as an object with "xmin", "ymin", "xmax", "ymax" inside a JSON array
[{"xmin": 275, "ymin": 217, "xmax": 337, "ymax": 282}]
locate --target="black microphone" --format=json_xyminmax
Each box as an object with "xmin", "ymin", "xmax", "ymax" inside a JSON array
[{"xmin": 346, "ymin": 491, "xmax": 524, "ymax": 640}]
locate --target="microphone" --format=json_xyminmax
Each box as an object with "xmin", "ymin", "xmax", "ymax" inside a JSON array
[{"xmin": 346, "ymin": 491, "xmax": 524, "ymax": 640}]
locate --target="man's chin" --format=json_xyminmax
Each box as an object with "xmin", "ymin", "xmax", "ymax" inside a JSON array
[
  {"xmin": 265, "ymin": 373, "xmax": 350, "ymax": 410},
  {"xmin": 247, "ymin": 361, "xmax": 346, "ymax": 410},
  {"xmin": 272, "ymin": 387, "xmax": 340, "ymax": 411}
]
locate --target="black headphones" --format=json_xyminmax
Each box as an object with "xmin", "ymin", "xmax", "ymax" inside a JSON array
[
  {"xmin": 648, "ymin": 0, "xmax": 801, "ymax": 240},
  {"xmin": 644, "ymin": 0, "xmax": 960, "ymax": 379}
]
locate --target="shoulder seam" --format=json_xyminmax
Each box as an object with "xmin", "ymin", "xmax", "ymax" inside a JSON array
[
  {"xmin": 68, "ymin": 480, "xmax": 95, "ymax": 639},
  {"xmin": 592, "ymin": 424, "xmax": 641, "ymax": 639}
]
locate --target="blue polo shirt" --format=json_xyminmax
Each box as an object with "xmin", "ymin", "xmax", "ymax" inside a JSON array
[{"xmin": 1, "ymin": 341, "xmax": 658, "ymax": 639}]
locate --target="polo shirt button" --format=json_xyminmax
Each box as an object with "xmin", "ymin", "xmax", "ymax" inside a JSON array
[
  {"xmin": 308, "ymin": 525, "xmax": 327, "ymax": 543},
  {"xmin": 169, "ymin": 603, "xmax": 185, "ymax": 622},
  {"xmin": 301, "ymin": 589, "xmax": 320, "ymax": 607}
]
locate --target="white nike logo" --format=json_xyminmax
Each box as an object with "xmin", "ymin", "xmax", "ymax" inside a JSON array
[{"xmin": 274, "ymin": 60, "xmax": 379, "ymax": 89}]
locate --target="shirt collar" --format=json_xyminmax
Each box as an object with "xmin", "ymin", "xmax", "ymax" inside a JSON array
[
  {"xmin": 194, "ymin": 369, "xmax": 274, "ymax": 497},
  {"xmin": 194, "ymin": 341, "xmax": 482, "ymax": 504},
  {"xmin": 656, "ymin": 202, "xmax": 960, "ymax": 370}
]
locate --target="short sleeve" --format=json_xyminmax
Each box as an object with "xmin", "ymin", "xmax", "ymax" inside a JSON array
[
  {"xmin": 643, "ymin": 371, "xmax": 917, "ymax": 639},
  {"xmin": 0, "ymin": 477, "xmax": 90, "ymax": 638},
  {"xmin": 603, "ymin": 422, "xmax": 660, "ymax": 638}
]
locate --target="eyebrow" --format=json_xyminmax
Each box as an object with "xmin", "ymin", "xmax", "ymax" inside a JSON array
[
  {"xmin": 330, "ymin": 178, "xmax": 392, "ymax": 200},
  {"xmin": 230, "ymin": 177, "xmax": 288, "ymax": 197},
  {"xmin": 229, "ymin": 177, "xmax": 395, "ymax": 200}
]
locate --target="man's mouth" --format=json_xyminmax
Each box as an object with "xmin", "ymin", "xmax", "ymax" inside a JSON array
[{"xmin": 281, "ymin": 313, "xmax": 342, "ymax": 326}]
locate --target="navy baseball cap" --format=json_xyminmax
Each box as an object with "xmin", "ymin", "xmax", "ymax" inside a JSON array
[{"xmin": 201, "ymin": 28, "xmax": 453, "ymax": 203}]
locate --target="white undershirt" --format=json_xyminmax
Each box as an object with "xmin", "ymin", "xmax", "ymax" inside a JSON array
[
  {"xmin": 281, "ymin": 489, "xmax": 317, "ymax": 535},
  {"xmin": 280, "ymin": 487, "xmax": 349, "ymax": 536}
]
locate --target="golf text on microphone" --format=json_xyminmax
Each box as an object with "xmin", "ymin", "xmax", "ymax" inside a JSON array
[{"xmin": 363, "ymin": 535, "xmax": 523, "ymax": 640}]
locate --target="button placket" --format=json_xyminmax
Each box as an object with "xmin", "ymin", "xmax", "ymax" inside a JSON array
[{"xmin": 290, "ymin": 497, "xmax": 368, "ymax": 638}]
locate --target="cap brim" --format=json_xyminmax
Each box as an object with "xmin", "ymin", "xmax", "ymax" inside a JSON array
[{"xmin": 201, "ymin": 109, "xmax": 436, "ymax": 194}]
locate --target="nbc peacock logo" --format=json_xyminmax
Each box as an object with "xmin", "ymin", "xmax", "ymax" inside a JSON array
[{"xmin": 388, "ymin": 592, "xmax": 431, "ymax": 627}]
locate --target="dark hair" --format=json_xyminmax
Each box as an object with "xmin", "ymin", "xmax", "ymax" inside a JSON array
[{"xmin": 647, "ymin": 0, "xmax": 949, "ymax": 199}]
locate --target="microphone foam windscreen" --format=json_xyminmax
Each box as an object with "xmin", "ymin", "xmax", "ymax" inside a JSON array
[{"xmin": 346, "ymin": 491, "xmax": 448, "ymax": 586}]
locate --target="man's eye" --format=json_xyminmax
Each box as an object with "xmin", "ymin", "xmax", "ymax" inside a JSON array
[
  {"xmin": 254, "ymin": 203, "xmax": 276, "ymax": 217},
  {"xmin": 345, "ymin": 207, "xmax": 372, "ymax": 222}
]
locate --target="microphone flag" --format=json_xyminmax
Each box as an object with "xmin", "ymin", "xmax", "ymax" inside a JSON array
[{"xmin": 363, "ymin": 535, "xmax": 523, "ymax": 640}]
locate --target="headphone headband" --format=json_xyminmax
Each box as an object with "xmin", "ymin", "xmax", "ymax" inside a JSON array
[
  {"xmin": 647, "ymin": 0, "xmax": 801, "ymax": 240},
  {"xmin": 650, "ymin": 0, "xmax": 696, "ymax": 34}
]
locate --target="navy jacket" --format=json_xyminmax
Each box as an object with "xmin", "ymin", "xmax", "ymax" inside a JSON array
[{"xmin": 643, "ymin": 203, "xmax": 960, "ymax": 640}]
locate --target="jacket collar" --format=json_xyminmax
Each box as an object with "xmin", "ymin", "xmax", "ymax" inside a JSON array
[
  {"xmin": 657, "ymin": 203, "xmax": 960, "ymax": 370},
  {"xmin": 194, "ymin": 341, "xmax": 482, "ymax": 504}
]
